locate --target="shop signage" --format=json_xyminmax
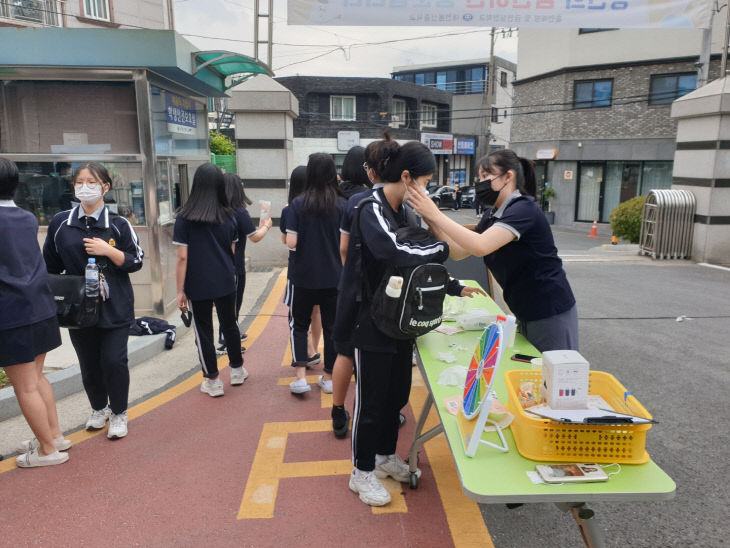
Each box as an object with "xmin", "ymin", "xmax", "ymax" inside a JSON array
[
  {"xmin": 536, "ymin": 148, "xmax": 557, "ymax": 160},
  {"xmin": 455, "ymin": 138, "xmax": 476, "ymax": 155},
  {"xmin": 337, "ymin": 131, "xmax": 360, "ymax": 151},
  {"xmin": 421, "ymin": 132, "xmax": 453, "ymax": 155},
  {"xmin": 166, "ymin": 93, "xmax": 197, "ymax": 136},
  {"xmin": 564, "ymin": 170, "xmax": 574, "ymax": 180},
  {"xmin": 287, "ymin": 0, "xmax": 712, "ymax": 29}
]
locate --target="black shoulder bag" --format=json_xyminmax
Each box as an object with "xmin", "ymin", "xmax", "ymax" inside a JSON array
[{"xmin": 48, "ymin": 224, "xmax": 112, "ymax": 329}]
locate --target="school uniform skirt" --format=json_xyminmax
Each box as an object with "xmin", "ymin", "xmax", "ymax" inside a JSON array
[{"xmin": 0, "ymin": 316, "xmax": 62, "ymax": 368}]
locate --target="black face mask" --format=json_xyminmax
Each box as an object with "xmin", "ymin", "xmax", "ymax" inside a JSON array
[{"xmin": 475, "ymin": 179, "xmax": 500, "ymax": 207}]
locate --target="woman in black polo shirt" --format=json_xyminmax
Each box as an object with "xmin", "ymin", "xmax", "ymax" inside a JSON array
[
  {"xmin": 280, "ymin": 166, "xmax": 322, "ymax": 363},
  {"xmin": 406, "ymin": 149, "xmax": 578, "ymax": 352},
  {"xmin": 174, "ymin": 163, "xmax": 244, "ymax": 397},
  {"xmin": 216, "ymin": 173, "xmax": 272, "ymax": 354},
  {"xmin": 285, "ymin": 153, "xmax": 347, "ymax": 395},
  {"xmin": 0, "ymin": 159, "xmax": 68, "ymax": 467},
  {"xmin": 44, "ymin": 162, "xmax": 144, "ymax": 440}
]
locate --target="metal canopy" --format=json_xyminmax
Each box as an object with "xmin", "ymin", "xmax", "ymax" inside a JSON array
[{"xmin": 192, "ymin": 51, "xmax": 273, "ymax": 91}]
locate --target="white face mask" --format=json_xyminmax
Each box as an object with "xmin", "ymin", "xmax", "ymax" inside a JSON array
[
  {"xmin": 402, "ymin": 181, "xmax": 428, "ymax": 204},
  {"xmin": 75, "ymin": 184, "xmax": 104, "ymax": 205}
]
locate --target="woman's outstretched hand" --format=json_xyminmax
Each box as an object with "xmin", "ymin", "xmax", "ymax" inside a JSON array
[
  {"xmin": 405, "ymin": 182, "xmax": 441, "ymax": 222},
  {"xmin": 460, "ymin": 286, "xmax": 487, "ymax": 298}
]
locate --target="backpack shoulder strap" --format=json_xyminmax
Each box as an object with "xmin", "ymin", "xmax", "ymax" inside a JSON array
[{"xmin": 350, "ymin": 194, "xmax": 379, "ymax": 303}]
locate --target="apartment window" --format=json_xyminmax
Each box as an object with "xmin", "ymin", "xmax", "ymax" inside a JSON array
[
  {"xmin": 500, "ymin": 71, "xmax": 508, "ymax": 87},
  {"xmin": 330, "ymin": 95, "xmax": 356, "ymax": 121},
  {"xmin": 470, "ymin": 67, "xmax": 484, "ymax": 93},
  {"xmin": 84, "ymin": 0, "xmax": 110, "ymax": 21},
  {"xmin": 491, "ymin": 107, "xmax": 499, "ymax": 123},
  {"xmin": 392, "ymin": 99, "xmax": 407, "ymax": 126},
  {"xmin": 649, "ymin": 73, "xmax": 697, "ymax": 105},
  {"xmin": 574, "ymin": 79, "xmax": 613, "ymax": 109},
  {"xmin": 421, "ymin": 104, "xmax": 437, "ymax": 128}
]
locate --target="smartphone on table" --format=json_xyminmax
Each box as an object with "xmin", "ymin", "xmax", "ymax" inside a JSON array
[
  {"xmin": 536, "ymin": 463, "xmax": 609, "ymax": 484},
  {"xmin": 511, "ymin": 353, "xmax": 539, "ymax": 363}
]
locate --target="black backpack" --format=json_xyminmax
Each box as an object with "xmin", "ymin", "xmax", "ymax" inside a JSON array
[{"xmin": 351, "ymin": 192, "xmax": 449, "ymax": 340}]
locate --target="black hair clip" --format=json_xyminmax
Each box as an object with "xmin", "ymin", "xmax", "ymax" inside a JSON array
[{"xmin": 180, "ymin": 310, "xmax": 192, "ymax": 328}]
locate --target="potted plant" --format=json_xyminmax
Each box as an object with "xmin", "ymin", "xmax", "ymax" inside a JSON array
[{"xmin": 543, "ymin": 186, "xmax": 556, "ymax": 224}]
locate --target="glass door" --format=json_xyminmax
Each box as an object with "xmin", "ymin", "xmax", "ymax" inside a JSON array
[
  {"xmin": 534, "ymin": 160, "xmax": 548, "ymax": 210},
  {"xmin": 576, "ymin": 163, "xmax": 604, "ymax": 222}
]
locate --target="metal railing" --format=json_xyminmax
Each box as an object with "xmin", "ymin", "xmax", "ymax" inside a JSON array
[
  {"xmin": 0, "ymin": 0, "xmax": 61, "ymax": 27},
  {"xmin": 639, "ymin": 189, "xmax": 696, "ymax": 260}
]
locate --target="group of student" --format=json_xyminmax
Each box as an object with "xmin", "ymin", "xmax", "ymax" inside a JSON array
[{"xmin": 1, "ymin": 136, "xmax": 577, "ymax": 509}]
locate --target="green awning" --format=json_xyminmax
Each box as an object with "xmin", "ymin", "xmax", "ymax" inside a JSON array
[{"xmin": 192, "ymin": 51, "xmax": 273, "ymax": 91}]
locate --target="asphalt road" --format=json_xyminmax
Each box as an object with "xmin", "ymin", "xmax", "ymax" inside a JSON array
[{"xmin": 442, "ymin": 208, "xmax": 730, "ymax": 547}]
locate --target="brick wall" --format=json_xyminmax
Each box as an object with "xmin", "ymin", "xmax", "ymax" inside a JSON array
[
  {"xmin": 276, "ymin": 76, "xmax": 453, "ymax": 139},
  {"xmin": 512, "ymin": 60, "xmax": 721, "ymax": 144}
]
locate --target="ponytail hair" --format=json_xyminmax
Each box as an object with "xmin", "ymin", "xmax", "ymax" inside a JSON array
[
  {"xmin": 383, "ymin": 141, "xmax": 436, "ymax": 183},
  {"xmin": 483, "ymin": 149, "xmax": 536, "ymax": 198},
  {"xmin": 366, "ymin": 130, "xmax": 400, "ymax": 181}
]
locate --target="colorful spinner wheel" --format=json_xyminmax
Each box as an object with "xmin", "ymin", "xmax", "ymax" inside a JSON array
[{"xmin": 462, "ymin": 322, "xmax": 503, "ymax": 419}]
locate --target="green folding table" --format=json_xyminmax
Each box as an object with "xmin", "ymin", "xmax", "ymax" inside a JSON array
[{"xmin": 409, "ymin": 283, "xmax": 676, "ymax": 548}]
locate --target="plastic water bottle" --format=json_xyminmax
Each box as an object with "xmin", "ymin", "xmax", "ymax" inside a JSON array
[{"xmin": 85, "ymin": 258, "xmax": 100, "ymax": 298}]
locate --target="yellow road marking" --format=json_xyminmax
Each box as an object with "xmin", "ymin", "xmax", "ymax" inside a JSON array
[
  {"xmin": 410, "ymin": 369, "xmax": 495, "ymax": 548},
  {"xmin": 0, "ymin": 269, "xmax": 288, "ymax": 476},
  {"xmin": 280, "ymin": 343, "xmax": 292, "ymax": 367},
  {"xmin": 238, "ymin": 420, "xmax": 406, "ymax": 519}
]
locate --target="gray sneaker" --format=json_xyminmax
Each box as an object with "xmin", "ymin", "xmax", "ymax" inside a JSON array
[
  {"xmin": 107, "ymin": 412, "xmax": 128, "ymax": 440},
  {"xmin": 349, "ymin": 469, "xmax": 391, "ymax": 506},
  {"xmin": 375, "ymin": 454, "xmax": 421, "ymax": 483},
  {"xmin": 200, "ymin": 378, "xmax": 224, "ymax": 397},
  {"xmin": 85, "ymin": 407, "xmax": 111, "ymax": 430},
  {"xmin": 230, "ymin": 366, "xmax": 249, "ymax": 386}
]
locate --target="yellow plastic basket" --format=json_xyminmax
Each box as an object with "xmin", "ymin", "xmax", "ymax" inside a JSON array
[{"xmin": 504, "ymin": 369, "xmax": 653, "ymax": 464}]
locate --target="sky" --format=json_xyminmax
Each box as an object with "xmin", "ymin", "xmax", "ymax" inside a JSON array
[{"xmin": 173, "ymin": 0, "xmax": 518, "ymax": 78}]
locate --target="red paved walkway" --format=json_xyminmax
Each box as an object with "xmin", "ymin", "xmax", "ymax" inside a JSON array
[{"xmin": 0, "ymin": 271, "xmax": 489, "ymax": 546}]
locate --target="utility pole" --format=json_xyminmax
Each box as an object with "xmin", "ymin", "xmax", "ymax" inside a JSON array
[
  {"xmin": 482, "ymin": 27, "xmax": 496, "ymax": 155},
  {"xmin": 721, "ymin": 2, "xmax": 730, "ymax": 76},
  {"xmin": 254, "ymin": 0, "xmax": 274, "ymax": 70}
]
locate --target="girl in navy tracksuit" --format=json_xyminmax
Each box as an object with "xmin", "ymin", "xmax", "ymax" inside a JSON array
[
  {"xmin": 330, "ymin": 140, "xmax": 387, "ymax": 438},
  {"xmin": 0, "ymin": 159, "xmax": 68, "ymax": 468},
  {"xmin": 174, "ymin": 163, "xmax": 245, "ymax": 397},
  {"xmin": 343, "ymin": 141, "xmax": 482, "ymax": 507},
  {"xmin": 407, "ymin": 149, "xmax": 578, "ymax": 353},
  {"xmin": 281, "ymin": 165, "xmax": 323, "ymax": 365},
  {"xmin": 285, "ymin": 153, "xmax": 347, "ymax": 395},
  {"xmin": 43, "ymin": 162, "xmax": 144, "ymax": 440},
  {"xmin": 216, "ymin": 173, "xmax": 272, "ymax": 353}
]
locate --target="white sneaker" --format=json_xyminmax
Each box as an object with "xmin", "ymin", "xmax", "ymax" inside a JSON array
[
  {"xmin": 230, "ymin": 366, "xmax": 249, "ymax": 386},
  {"xmin": 290, "ymin": 378, "xmax": 311, "ymax": 394},
  {"xmin": 200, "ymin": 378, "xmax": 224, "ymax": 397},
  {"xmin": 108, "ymin": 412, "xmax": 128, "ymax": 439},
  {"xmin": 85, "ymin": 407, "xmax": 111, "ymax": 430},
  {"xmin": 16, "ymin": 449, "xmax": 69, "ymax": 468},
  {"xmin": 375, "ymin": 454, "xmax": 421, "ymax": 483},
  {"xmin": 17, "ymin": 437, "xmax": 71, "ymax": 453},
  {"xmin": 349, "ymin": 469, "xmax": 391, "ymax": 506},
  {"xmin": 317, "ymin": 375, "xmax": 333, "ymax": 394}
]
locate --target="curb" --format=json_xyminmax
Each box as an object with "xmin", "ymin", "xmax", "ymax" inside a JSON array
[{"xmin": 0, "ymin": 320, "xmax": 190, "ymax": 422}]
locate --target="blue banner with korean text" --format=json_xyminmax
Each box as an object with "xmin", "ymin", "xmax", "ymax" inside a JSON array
[
  {"xmin": 165, "ymin": 93, "xmax": 198, "ymax": 136},
  {"xmin": 288, "ymin": 0, "xmax": 712, "ymax": 29}
]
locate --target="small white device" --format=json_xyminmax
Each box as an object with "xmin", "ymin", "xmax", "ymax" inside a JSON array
[
  {"xmin": 541, "ymin": 350, "xmax": 589, "ymax": 409},
  {"xmin": 536, "ymin": 463, "xmax": 609, "ymax": 484}
]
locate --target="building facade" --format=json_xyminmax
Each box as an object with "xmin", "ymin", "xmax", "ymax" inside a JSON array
[
  {"xmin": 510, "ymin": 25, "xmax": 724, "ymax": 224},
  {"xmin": 275, "ymin": 76, "xmax": 466, "ymax": 185},
  {"xmin": 391, "ymin": 56, "xmax": 517, "ymax": 174},
  {"xmin": 0, "ymin": 0, "xmax": 174, "ymax": 29}
]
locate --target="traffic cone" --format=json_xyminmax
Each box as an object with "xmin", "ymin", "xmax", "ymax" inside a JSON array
[
  {"xmin": 611, "ymin": 235, "xmax": 618, "ymax": 245},
  {"xmin": 588, "ymin": 219, "xmax": 598, "ymax": 238}
]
